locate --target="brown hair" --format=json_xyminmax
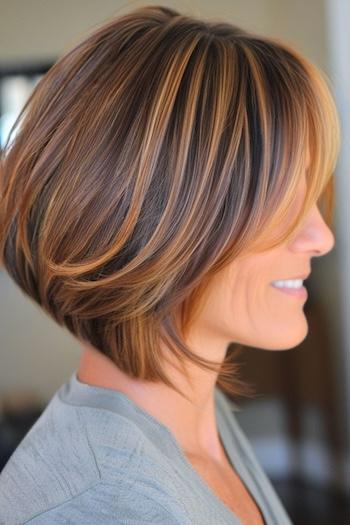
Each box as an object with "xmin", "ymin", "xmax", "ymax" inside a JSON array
[{"xmin": 0, "ymin": 4, "xmax": 341, "ymax": 401}]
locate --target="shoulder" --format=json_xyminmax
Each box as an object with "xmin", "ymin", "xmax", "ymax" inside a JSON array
[
  {"xmin": 1, "ymin": 480, "xmax": 184, "ymax": 525},
  {"xmin": 0, "ymin": 393, "xmax": 97, "ymax": 523},
  {"xmin": 0, "ymin": 394, "xmax": 188, "ymax": 525}
]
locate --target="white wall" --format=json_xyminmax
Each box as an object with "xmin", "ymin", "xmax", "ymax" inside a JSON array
[{"xmin": 0, "ymin": 0, "xmax": 273, "ymax": 65}]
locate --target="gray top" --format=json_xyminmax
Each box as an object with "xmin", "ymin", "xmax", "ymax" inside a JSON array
[{"xmin": 0, "ymin": 371, "xmax": 293, "ymax": 524}]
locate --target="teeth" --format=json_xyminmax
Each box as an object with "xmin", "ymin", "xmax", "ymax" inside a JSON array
[{"xmin": 272, "ymin": 279, "xmax": 303, "ymax": 289}]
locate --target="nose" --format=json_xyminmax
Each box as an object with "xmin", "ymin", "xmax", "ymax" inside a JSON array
[{"xmin": 289, "ymin": 204, "xmax": 335, "ymax": 257}]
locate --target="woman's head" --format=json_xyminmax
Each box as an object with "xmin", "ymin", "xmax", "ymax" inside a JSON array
[{"xmin": 0, "ymin": 4, "xmax": 341, "ymax": 400}]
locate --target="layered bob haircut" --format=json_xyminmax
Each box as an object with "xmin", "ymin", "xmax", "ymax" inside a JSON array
[{"xmin": 0, "ymin": 5, "xmax": 341, "ymax": 400}]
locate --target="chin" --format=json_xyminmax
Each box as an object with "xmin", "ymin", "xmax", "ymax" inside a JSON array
[
  {"xmin": 266, "ymin": 323, "xmax": 309, "ymax": 350},
  {"xmin": 247, "ymin": 317, "xmax": 309, "ymax": 351},
  {"xmin": 233, "ymin": 316, "xmax": 309, "ymax": 350}
]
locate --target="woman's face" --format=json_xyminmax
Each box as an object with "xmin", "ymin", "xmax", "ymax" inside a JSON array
[{"xmin": 197, "ymin": 175, "xmax": 335, "ymax": 351}]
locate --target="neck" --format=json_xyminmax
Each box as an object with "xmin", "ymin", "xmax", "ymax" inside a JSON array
[{"xmin": 77, "ymin": 343, "xmax": 226, "ymax": 463}]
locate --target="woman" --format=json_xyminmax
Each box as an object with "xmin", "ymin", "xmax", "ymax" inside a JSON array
[{"xmin": 0, "ymin": 4, "xmax": 340, "ymax": 524}]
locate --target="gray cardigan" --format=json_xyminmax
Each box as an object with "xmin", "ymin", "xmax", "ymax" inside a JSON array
[{"xmin": 0, "ymin": 371, "xmax": 293, "ymax": 524}]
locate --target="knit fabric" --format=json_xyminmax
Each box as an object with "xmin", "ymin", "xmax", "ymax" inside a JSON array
[{"xmin": 0, "ymin": 371, "xmax": 293, "ymax": 524}]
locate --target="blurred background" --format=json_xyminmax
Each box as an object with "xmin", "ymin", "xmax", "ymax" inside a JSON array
[{"xmin": 0, "ymin": 1, "xmax": 349, "ymax": 524}]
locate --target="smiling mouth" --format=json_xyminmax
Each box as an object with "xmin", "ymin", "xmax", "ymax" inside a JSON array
[{"xmin": 271, "ymin": 283, "xmax": 308, "ymax": 300}]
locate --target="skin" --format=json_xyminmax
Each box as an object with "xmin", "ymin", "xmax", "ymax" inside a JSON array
[{"xmin": 77, "ymin": 153, "xmax": 335, "ymax": 468}]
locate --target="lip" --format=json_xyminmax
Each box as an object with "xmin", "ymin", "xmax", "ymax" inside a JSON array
[{"xmin": 271, "ymin": 284, "xmax": 308, "ymax": 300}]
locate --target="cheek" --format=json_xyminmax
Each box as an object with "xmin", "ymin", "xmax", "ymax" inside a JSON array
[
  {"xmin": 219, "ymin": 250, "xmax": 310, "ymax": 348},
  {"xmin": 226, "ymin": 263, "xmax": 267, "ymax": 315},
  {"xmin": 229, "ymin": 276, "xmax": 308, "ymax": 349},
  {"xmin": 226, "ymin": 276, "xmax": 263, "ymax": 331}
]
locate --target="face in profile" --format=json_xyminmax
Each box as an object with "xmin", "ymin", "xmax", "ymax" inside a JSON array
[{"xmin": 194, "ymin": 175, "xmax": 335, "ymax": 351}]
